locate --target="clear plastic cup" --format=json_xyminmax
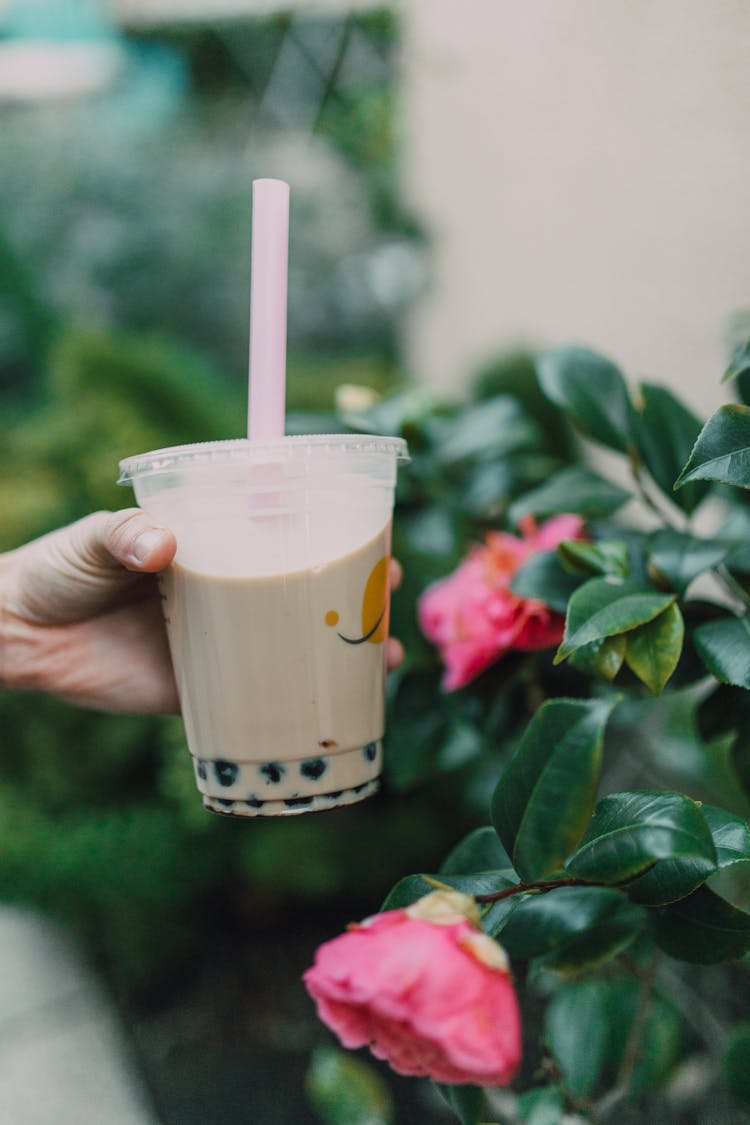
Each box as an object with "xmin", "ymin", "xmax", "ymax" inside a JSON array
[{"xmin": 118, "ymin": 435, "xmax": 409, "ymax": 817}]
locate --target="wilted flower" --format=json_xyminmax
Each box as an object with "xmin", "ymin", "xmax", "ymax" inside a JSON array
[
  {"xmin": 419, "ymin": 514, "xmax": 585, "ymax": 689},
  {"xmin": 303, "ymin": 890, "xmax": 521, "ymax": 1086}
]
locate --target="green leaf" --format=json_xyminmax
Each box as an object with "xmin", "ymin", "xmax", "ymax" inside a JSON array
[
  {"xmin": 626, "ymin": 852, "xmax": 718, "ymax": 906},
  {"xmin": 511, "ymin": 550, "xmax": 582, "ymax": 613},
  {"xmin": 646, "ymin": 529, "xmax": 731, "ymax": 596},
  {"xmin": 509, "ymin": 466, "xmax": 632, "ymax": 525},
  {"xmin": 558, "ymin": 538, "xmax": 630, "ymax": 578},
  {"xmin": 565, "ymin": 791, "xmax": 717, "ymax": 884},
  {"xmin": 724, "ymin": 1023, "xmax": 750, "ymax": 1108},
  {"xmin": 555, "ymin": 577, "xmax": 675, "ymax": 662},
  {"xmin": 702, "ymin": 805, "xmax": 750, "ymax": 869},
  {"xmin": 623, "ymin": 603, "xmax": 685, "ymax": 693},
  {"xmin": 544, "ymin": 979, "xmax": 613, "ymax": 1097},
  {"xmin": 437, "ymin": 397, "xmax": 541, "ymax": 464},
  {"xmin": 436, "ymin": 1084, "xmax": 485, "ymax": 1125},
  {"xmin": 305, "ymin": 1046, "xmax": 394, "ymax": 1125},
  {"xmin": 440, "ymin": 826, "xmax": 515, "ymax": 876},
  {"xmin": 649, "ymin": 884, "xmax": 750, "ymax": 963},
  {"xmin": 675, "ymin": 403, "xmax": 750, "ymax": 490},
  {"xmin": 381, "ymin": 871, "xmax": 515, "ymax": 912},
  {"xmin": 515, "ymin": 1087, "xmax": 565, "ymax": 1125},
  {"xmin": 634, "ymin": 383, "xmax": 709, "ymax": 513},
  {"xmin": 569, "ymin": 635, "xmax": 627, "ymax": 682},
  {"xmin": 491, "ymin": 698, "xmax": 618, "ymax": 882},
  {"xmin": 547, "ymin": 976, "xmax": 682, "ymax": 1096},
  {"xmin": 694, "ymin": 615, "xmax": 750, "ymax": 689},
  {"xmin": 537, "ymin": 345, "xmax": 633, "ymax": 452},
  {"xmin": 499, "ymin": 885, "xmax": 645, "ymax": 967},
  {"xmin": 723, "ymin": 336, "xmax": 750, "ymax": 383}
]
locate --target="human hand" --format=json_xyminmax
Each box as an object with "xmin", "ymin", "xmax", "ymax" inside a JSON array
[{"xmin": 0, "ymin": 510, "xmax": 404, "ymax": 714}]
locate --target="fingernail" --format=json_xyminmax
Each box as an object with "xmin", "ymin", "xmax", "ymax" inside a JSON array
[{"xmin": 132, "ymin": 529, "xmax": 165, "ymax": 563}]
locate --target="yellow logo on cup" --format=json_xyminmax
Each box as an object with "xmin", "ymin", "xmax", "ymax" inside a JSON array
[{"xmin": 325, "ymin": 556, "xmax": 389, "ymax": 645}]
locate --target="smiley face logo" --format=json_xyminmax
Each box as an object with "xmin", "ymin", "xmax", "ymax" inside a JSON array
[{"xmin": 325, "ymin": 555, "xmax": 389, "ymax": 645}]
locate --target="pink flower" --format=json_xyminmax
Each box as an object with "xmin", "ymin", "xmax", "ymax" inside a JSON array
[
  {"xmin": 418, "ymin": 514, "xmax": 585, "ymax": 690},
  {"xmin": 303, "ymin": 890, "xmax": 521, "ymax": 1087}
]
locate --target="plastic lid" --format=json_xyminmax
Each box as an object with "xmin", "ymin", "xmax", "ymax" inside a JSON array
[{"xmin": 117, "ymin": 434, "xmax": 410, "ymax": 484}]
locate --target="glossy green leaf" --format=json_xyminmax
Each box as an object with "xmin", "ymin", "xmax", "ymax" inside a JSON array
[
  {"xmin": 647, "ymin": 529, "xmax": 731, "ymax": 596},
  {"xmin": 537, "ymin": 346, "xmax": 633, "ymax": 452},
  {"xmin": 491, "ymin": 698, "xmax": 618, "ymax": 882},
  {"xmin": 693, "ymin": 615, "xmax": 750, "ymax": 689},
  {"xmin": 499, "ymin": 885, "xmax": 645, "ymax": 967},
  {"xmin": 723, "ymin": 336, "xmax": 750, "ymax": 383},
  {"xmin": 569, "ymin": 635, "xmax": 627, "ymax": 682},
  {"xmin": 511, "ymin": 550, "xmax": 582, "ymax": 612},
  {"xmin": 649, "ymin": 884, "xmax": 750, "ymax": 963},
  {"xmin": 634, "ymin": 383, "xmax": 709, "ymax": 513},
  {"xmin": 626, "ymin": 852, "xmax": 718, "ymax": 906},
  {"xmin": 508, "ymin": 466, "xmax": 632, "ymax": 525},
  {"xmin": 544, "ymin": 979, "xmax": 613, "ymax": 1097},
  {"xmin": 305, "ymin": 1047, "xmax": 394, "ymax": 1125},
  {"xmin": 702, "ymin": 805, "xmax": 750, "ymax": 869},
  {"xmin": 558, "ymin": 538, "xmax": 630, "ymax": 578},
  {"xmin": 436, "ymin": 1084, "xmax": 485, "ymax": 1125},
  {"xmin": 437, "ymin": 396, "xmax": 540, "ymax": 464},
  {"xmin": 440, "ymin": 826, "xmax": 515, "ymax": 876},
  {"xmin": 724, "ymin": 1023, "xmax": 750, "ymax": 1108},
  {"xmin": 623, "ymin": 603, "xmax": 685, "ymax": 693},
  {"xmin": 565, "ymin": 791, "xmax": 717, "ymax": 884},
  {"xmin": 555, "ymin": 577, "xmax": 675, "ymax": 662},
  {"xmin": 381, "ymin": 871, "xmax": 515, "ymax": 912},
  {"xmin": 675, "ymin": 403, "xmax": 750, "ymax": 490}
]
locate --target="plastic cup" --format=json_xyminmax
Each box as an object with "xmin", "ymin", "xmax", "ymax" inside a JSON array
[{"xmin": 118, "ymin": 435, "xmax": 409, "ymax": 817}]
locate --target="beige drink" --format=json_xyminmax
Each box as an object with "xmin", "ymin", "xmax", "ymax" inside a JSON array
[
  {"xmin": 118, "ymin": 435, "xmax": 408, "ymax": 817},
  {"xmin": 160, "ymin": 522, "xmax": 391, "ymax": 816}
]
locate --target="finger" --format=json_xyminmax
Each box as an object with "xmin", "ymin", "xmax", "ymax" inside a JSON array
[
  {"xmin": 386, "ymin": 636, "xmax": 404, "ymax": 671},
  {"xmin": 389, "ymin": 557, "xmax": 403, "ymax": 592},
  {"xmin": 101, "ymin": 509, "xmax": 177, "ymax": 573}
]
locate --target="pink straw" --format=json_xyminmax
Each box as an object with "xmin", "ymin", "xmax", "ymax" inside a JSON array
[{"xmin": 248, "ymin": 178, "xmax": 290, "ymax": 440}]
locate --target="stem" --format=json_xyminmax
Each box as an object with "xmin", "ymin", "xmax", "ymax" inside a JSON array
[{"xmin": 475, "ymin": 876, "xmax": 583, "ymax": 904}]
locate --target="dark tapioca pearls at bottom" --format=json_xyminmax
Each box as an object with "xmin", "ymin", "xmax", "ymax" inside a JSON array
[
  {"xmin": 284, "ymin": 796, "xmax": 314, "ymax": 809},
  {"xmin": 362, "ymin": 742, "xmax": 378, "ymax": 762},
  {"xmin": 195, "ymin": 760, "xmax": 208, "ymax": 781},
  {"xmin": 246, "ymin": 796, "xmax": 265, "ymax": 810},
  {"xmin": 300, "ymin": 757, "xmax": 328, "ymax": 781},
  {"xmin": 214, "ymin": 760, "xmax": 239, "ymax": 788},
  {"xmin": 259, "ymin": 762, "xmax": 286, "ymax": 785}
]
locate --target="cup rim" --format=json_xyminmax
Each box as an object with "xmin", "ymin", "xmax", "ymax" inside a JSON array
[{"xmin": 117, "ymin": 434, "xmax": 410, "ymax": 484}]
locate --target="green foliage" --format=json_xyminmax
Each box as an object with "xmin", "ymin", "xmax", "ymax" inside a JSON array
[
  {"xmin": 536, "ymin": 346, "xmax": 633, "ymax": 453},
  {"xmin": 634, "ymin": 383, "xmax": 710, "ymax": 513},
  {"xmin": 724, "ymin": 1023, "xmax": 750, "ymax": 1108},
  {"xmin": 306, "ymin": 1047, "xmax": 395, "ymax": 1125},
  {"xmin": 436, "ymin": 1084, "xmax": 485, "ymax": 1125},
  {"xmin": 694, "ymin": 615, "xmax": 750, "ymax": 688},
  {"xmin": 508, "ymin": 466, "xmax": 632, "ymax": 524},
  {"xmin": 675, "ymin": 403, "xmax": 750, "ymax": 490},
  {"xmin": 491, "ymin": 698, "xmax": 617, "ymax": 881}
]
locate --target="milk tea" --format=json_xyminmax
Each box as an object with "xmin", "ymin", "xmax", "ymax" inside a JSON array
[{"xmin": 159, "ymin": 521, "xmax": 392, "ymax": 816}]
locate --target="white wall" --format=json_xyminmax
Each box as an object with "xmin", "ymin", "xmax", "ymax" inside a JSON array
[{"xmin": 400, "ymin": 0, "xmax": 750, "ymax": 417}]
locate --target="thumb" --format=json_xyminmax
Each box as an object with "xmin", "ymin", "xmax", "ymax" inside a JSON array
[{"xmin": 8, "ymin": 510, "xmax": 177, "ymax": 624}]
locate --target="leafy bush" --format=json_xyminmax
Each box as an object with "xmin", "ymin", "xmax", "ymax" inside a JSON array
[{"xmin": 307, "ymin": 339, "xmax": 750, "ymax": 1125}]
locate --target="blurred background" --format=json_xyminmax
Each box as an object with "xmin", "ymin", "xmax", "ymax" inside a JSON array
[{"xmin": 2, "ymin": 2, "xmax": 750, "ymax": 1123}]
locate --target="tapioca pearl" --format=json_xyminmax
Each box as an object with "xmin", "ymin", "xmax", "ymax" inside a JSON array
[
  {"xmin": 217, "ymin": 798, "xmax": 235, "ymax": 809},
  {"xmin": 214, "ymin": 760, "xmax": 239, "ymax": 787},
  {"xmin": 284, "ymin": 796, "xmax": 314, "ymax": 809},
  {"xmin": 246, "ymin": 796, "xmax": 265, "ymax": 810},
  {"xmin": 300, "ymin": 758, "xmax": 328, "ymax": 781},
  {"xmin": 362, "ymin": 742, "xmax": 378, "ymax": 763},
  {"xmin": 325, "ymin": 791, "xmax": 343, "ymax": 801},
  {"xmin": 259, "ymin": 762, "xmax": 285, "ymax": 785},
  {"xmin": 195, "ymin": 760, "xmax": 208, "ymax": 781}
]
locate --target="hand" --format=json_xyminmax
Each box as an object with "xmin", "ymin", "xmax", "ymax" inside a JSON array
[{"xmin": 0, "ymin": 510, "xmax": 404, "ymax": 715}]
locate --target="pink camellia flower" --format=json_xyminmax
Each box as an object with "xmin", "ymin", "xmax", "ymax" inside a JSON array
[
  {"xmin": 419, "ymin": 514, "xmax": 585, "ymax": 690},
  {"xmin": 303, "ymin": 890, "xmax": 521, "ymax": 1086}
]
